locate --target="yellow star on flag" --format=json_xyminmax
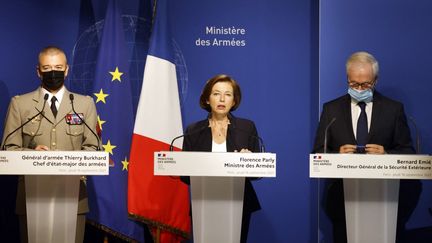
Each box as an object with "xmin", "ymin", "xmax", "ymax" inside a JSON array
[
  {"xmin": 109, "ymin": 67, "xmax": 123, "ymax": 82},
  {"xmin": 102, "ymin": 140, "xmax": 117, "ymax": 155},
  {"xmin": 121, "ymin": 157, "xmax": 129, "ymax": 171},
  {"xmin": 94, "ymin": 89, "xmax": 109, "ymax": 103},
  {"xmin": 97, "ymin": 115, "xmax": 106, "ymax": 131}
]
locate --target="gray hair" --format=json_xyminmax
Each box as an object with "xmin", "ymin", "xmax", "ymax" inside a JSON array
[{"xmin": 346, "ymin": 51, "xmax": 379, "ymax": 79}]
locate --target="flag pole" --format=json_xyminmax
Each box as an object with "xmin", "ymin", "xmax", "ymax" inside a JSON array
[{"xmin": 155, "ymin": 227, "xmax": 161, "ymax": 243}]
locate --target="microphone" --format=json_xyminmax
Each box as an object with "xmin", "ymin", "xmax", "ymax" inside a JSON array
[
  {"xmin": 323, "ymin": 117, "xmax": 336, "ymax": 153},
  {"xmin": 229, "ymin": 123, "xmax": 266, "ymax": 153},
  {"xmin": 169, "ymin": 134, "xmax": 184, "ymax": 151},
  {"xmin": 169, "ymin": 125, "xmax": 208, "ymax": 151},
  {"xmin": 252, "ymin": 134, "xmax": 265, "ymax": 153},
  {"xmin": 408, "ymin": 116, "xmax": 420, "ymax": 154},
  {"xmin": 69, "ymin": 94, "xmax": 101, "ymax": 151},
  {"xmin": 2, "ymin": 94, "xmax": 49, "ymax": 150}
]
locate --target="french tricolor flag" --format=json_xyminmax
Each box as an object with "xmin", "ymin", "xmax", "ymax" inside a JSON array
[{"xmin": 127, "ymin": 0, "xmax": 191, "ymax": 241}]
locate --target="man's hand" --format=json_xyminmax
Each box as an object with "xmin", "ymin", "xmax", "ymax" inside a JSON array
[
  {"xmin": 35, "ymin": 145, "xmax": 49, "ymax": 151},
  {"xmin": 339, "ymin": 144, "xmax": 357, "ymax": 153},
  {"xmin": 365, "ymin": 144, "xmax": 385, "ymax": 154},
  {"xmin": 339, "ymin": 144, "xmax": 385, "ymax": 154}
]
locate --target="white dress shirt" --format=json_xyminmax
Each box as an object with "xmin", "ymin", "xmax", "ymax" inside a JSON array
[{"xmin": 42, "ymin": 85, "xmax": 66, "ymax": 110}]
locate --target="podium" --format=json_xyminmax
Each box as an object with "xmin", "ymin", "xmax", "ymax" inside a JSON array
[
  {"xmin": 310, "ymin": 153, "xmax": 432, "ymax": 243},
  {"xmin": 154, "ymin": 151, "xmax": 276, "ymax": 243},
  {"xmin": 0, "ymin": 151, "xmax": 109, "ymax": 243}
]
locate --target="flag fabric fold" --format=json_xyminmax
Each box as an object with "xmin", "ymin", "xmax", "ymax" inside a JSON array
[
  {"xmin": 86, "ymin": 0, "xmax": 144, "ymax": 241},
  {"xmin": 128, "ymin": 0, "xmax": 191, "ymax": 241}
]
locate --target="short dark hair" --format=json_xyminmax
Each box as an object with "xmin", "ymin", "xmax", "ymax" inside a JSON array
[
  {"xmin": 38, "ymin": 46, "xmax": 67, "ymax": 64},
  {"xmin": 199, "ymin": 74, "xmax": 242, "ymax": 112}
]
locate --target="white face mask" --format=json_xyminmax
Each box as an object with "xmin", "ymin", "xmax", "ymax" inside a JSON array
[{"xmin": 348, "ymin": 87, "xmax": 373, "ymax": 102}]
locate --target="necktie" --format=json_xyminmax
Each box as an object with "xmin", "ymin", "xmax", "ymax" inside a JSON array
[
  {"xmin": 51, "ymin": 96, "xmax": 58, "ymax": 118},
  {"xmin": 356, "ymin": 102, "xmax": 368, "ymax": 146}
]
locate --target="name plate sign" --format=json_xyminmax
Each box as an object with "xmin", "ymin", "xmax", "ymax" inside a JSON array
[
  {"xmin": 0, "ymin": 151, "xmax": 109, "ymax": 175},
  {"xmin": 310, "ymin": 153, "xmax": 432, "ymax": 179},
  {"xmin": 154, "ymin": 151, "xmax": 276, "ymax": 177}
]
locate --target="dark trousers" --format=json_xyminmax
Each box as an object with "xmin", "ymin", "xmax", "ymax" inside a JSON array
[{"xmin": 240, "ymin": 211, "xmax": 252, "ymax": 243}]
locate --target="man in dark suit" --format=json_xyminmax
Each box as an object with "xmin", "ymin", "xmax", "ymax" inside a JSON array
[{"xmin": 312, "ymin": 51, "xmax": 415, "ymax": 242}]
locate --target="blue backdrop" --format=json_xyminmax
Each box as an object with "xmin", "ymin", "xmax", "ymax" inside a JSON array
[
  {"xmin": 0, "ymin": 0, "xmax": 431, "ymax": 242},
  {"xmin": 170, "ymin": 1, "xmax": 318, "ymax": 242}
]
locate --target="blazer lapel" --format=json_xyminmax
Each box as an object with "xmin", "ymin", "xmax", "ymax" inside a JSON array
[
  {"xmin": 33, "ymin": 88, "xmax": 54, "ymax": 124},
  {"xmin": 55, "ymin": 89, "xmax": 73, "ymax": 126},
  {"xmin": 368, "ymin": 92, "xmax": 382, "ymax": 142},
  {"xmin": 204, "ymin": 128, "xmax": 213, "ymax": 151},
  {"xmin": 341, "ymin": 95, "xmax": 357, "ymax": 144},
  {"xmin": 226, "ymin": 116, "xmax": 238, "ymax": 152},
  {"xmin": 192, "ymin": 119, "xmax": 212, "ymax": 151},
  {"xmin": 32, "ymin": 89, "xmax": 44, "ymax": 113}
]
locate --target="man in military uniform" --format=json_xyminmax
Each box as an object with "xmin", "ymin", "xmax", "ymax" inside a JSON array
[{"xmin": 2, "ymin": 46, "xmax": 99, "ymax": 243}]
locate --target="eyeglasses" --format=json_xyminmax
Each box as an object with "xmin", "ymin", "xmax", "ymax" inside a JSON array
[{"xmin": 348, "ymin": 80, "xmax": 375, "ymax": 89}]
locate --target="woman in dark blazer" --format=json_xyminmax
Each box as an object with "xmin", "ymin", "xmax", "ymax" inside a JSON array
[{"xmin": 182, "ymin": 74, "xmax": 261, "ymax": 243}]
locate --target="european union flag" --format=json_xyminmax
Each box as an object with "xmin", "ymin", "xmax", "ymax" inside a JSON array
[{"xmin": 86, "ymin": 0, "xmax": 144, "ymax": 241}]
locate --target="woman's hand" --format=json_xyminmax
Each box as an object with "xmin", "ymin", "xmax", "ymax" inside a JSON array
[{"xmin": 235, "ymin": 148, "xmax": 251, "ymax": 153}]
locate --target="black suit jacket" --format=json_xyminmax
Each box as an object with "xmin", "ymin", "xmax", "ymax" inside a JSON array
[
  {"xmin": 182, "ymin": 115, "xmax": 261, "ymax": 213},
  {"xmin": 313, "ymin": 91, "xmax": 414, "ymax": 154}
]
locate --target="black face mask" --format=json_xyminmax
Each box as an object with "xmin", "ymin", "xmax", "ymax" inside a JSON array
[{"xmin": 41, "ymin": 70, "xmax": 65, "ymax": 91}]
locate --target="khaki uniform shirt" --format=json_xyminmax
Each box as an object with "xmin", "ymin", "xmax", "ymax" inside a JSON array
[{"xmin": 2, "ymin": 87, "xmax": 99, "ymax": 214}]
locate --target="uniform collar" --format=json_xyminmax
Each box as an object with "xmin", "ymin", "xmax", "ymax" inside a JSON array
[{"xmin": 41, "ymin": 85, "xmax": 66, "ymax": 106}]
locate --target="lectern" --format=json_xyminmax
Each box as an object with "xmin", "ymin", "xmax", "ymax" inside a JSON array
[
  {"xmin": 310, "ymin": 153, "xmax": 432, "ymax": 243},
  {"xmin": 154, "ymin": 151, "xmax": 276, "ymax": 243},
  {"xmin": 0, "ymin": 151, "xmax": 109, "ymax": 243}
]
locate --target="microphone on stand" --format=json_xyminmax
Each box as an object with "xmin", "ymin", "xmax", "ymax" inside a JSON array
[
  {"xmin": 169, "ymin": 125, "xmax": 208, "ymax": 151},
  {"xmin": 2, "ymin": 94, "xmax": 49, "ymax": 150},
  {"xmin": 323, "ymin": 117, "xmax": 336, "ymax": 154},
  {"xmin": 69, "ymin": 94, "xmax": 101, "ymax": 151},
  {"xmin": 253, "ymin": 134, "xmax": 266, "ymax": 153},
  {"xmin": 169, "ymin": 134, "xmax": 185, "ymax": 152},
  {"xmin": 230, "ymin": 124, "xmax": 266, "ymax": 153}
]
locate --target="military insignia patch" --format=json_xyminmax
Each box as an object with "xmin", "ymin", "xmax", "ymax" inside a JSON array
[{"xmin": 65, "ymin": 113, "xmax": 84, "ymax": 125}]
